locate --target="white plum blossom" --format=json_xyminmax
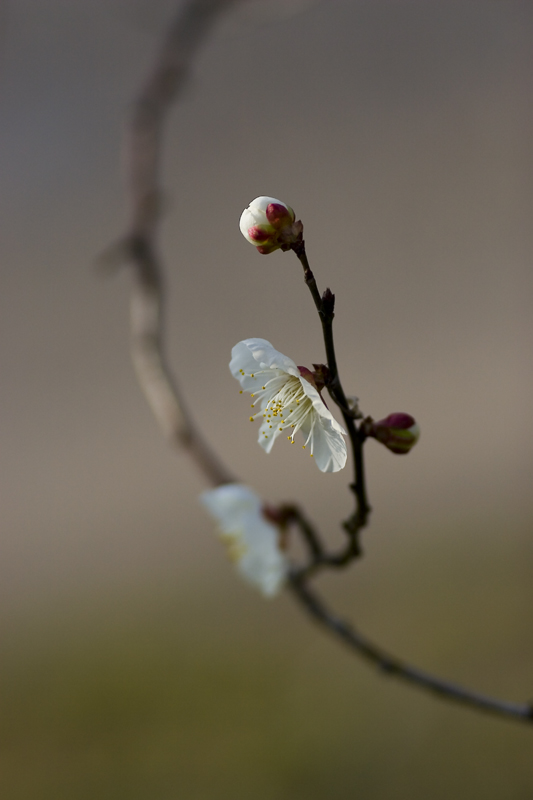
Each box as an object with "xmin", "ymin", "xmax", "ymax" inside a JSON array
[
  {"xmin": 230, "ymin": 338, "xmax": 347, "ymax": 473},
  {"xmin": 239, "ymin": 196, "xmax": 301, "ymax": 254},
  {"xmin": 200, "ymin": 483, "xmax": 289, "ymax": 597}
]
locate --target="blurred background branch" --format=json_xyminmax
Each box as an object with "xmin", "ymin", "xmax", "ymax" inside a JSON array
[{"xmin": 119, "ymin": 0, "xmax": 238, "ymax": 486}]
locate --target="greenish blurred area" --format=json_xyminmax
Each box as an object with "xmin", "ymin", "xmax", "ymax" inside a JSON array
[{"xmin": 2, "ymin": 522, "xmax": 532, "ymax": 800}]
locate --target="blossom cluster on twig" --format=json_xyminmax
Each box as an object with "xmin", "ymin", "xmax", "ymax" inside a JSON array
[{"xmin": 203, "ymin": 196, "xmax": 419, "ymax": 596}]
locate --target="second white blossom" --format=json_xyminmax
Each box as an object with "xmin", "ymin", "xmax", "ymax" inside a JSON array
[
  {"xmin": 201, "ymin": 483, "xmax": 289, "ymax": 597},
  {"xmin": 230, "ymin": 338, "xmax": 347, "ymax": 473}
]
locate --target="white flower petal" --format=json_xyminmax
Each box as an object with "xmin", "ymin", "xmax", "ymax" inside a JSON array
[
  {"xmin": 230, "ymin": 338, "xmax": 299, "ymax": 378},
  {"xmin": 200, "ymin": 484, "xmax": 289, "ymax": 597},
  {"xmin": 298, "ymin": 377, "xmax": 346, "ymax": 433},
  {"xmin": 239, "ymin": 195, "xmax": 286, "ymax": 232},
  {"xmin": 252, "ymin": 196, "xmax": 285, "ymax": 212},
  {"xmin": 258, "ymin": 415, "xmax": 285, "ymax": 453},
  {"xmin": 229, "ymin": 340, "xmax": 270, "ymax": 391},
  {"xmin": 238, "ymin": 522, "xmax": 287, "ymax": 596},
  {"xmin": 201, "ymin": 483, "xmax": 260, "ymax": 527},
  {"xmin": 298, "ymin": 411, "xmax": 348, "ymax": 473},
  {"xmin": 296, "ymin": 380, "xmax": 347, "ymax": 472},
  {"xmin": 239, "ymin": 197, "xmax": 282, "ymax": 243}
]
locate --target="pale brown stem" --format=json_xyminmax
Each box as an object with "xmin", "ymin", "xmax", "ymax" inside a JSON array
[{"xmin": 120, "ymin": 0, "xmax": 237, "ymax": 486}]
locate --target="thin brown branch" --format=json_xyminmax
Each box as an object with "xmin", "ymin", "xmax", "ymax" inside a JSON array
[
  {"xmin": 289, "ymin": 573, "xmax": 533, "ymax": 726},
  {"xmin": 292, "ymin": 241, "xmax": 371, "ymax": 555},
  {"xmin": 283, "ymin": 504, "xmax": 361, "ymax": 577}
]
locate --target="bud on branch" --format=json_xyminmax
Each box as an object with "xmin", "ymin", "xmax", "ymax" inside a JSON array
[
  {"xmin": 365, "ymin": 413, "xmax": 420, "ymax": 454},
  {"xmin": 239, "ymin": 196, "xmax": 303, "ymax": 254}
]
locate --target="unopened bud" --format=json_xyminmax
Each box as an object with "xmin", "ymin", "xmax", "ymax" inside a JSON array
[
  {"xmin": 321, "ymin": 288, "xmax": 335, "ymax": 318},
  {"xmin": 239, "ymin": 196, "xmax": 301, "ymax": 254},
  {"xmin": 367, "ymin": 413, "xmax": 420, "ymax": 455}
]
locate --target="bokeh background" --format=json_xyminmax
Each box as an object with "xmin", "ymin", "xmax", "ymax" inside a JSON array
[{"xmin": 1, "ymin": 1, "xmax": 532, "ymax": 797}]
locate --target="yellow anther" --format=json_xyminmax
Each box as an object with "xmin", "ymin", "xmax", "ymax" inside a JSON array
[
  {"xmin": 249, "ymin": 417, "xmax": 254, "ymax": 422},
  {"xmin": 302, "ymin": 445, "xmax": 306, "ymax": 449},
  {"xmin": 250, "ymin": 394, "xmax": 255, "ymax": 398},
  {"xmin": 262, "ymin": 386, "xmax": 266, "ymax": 390},
  {"xmin": 310, "ymin": 454, "xmax": 314, "ymax": 457},
  {"xmin": 269, "ymin": 425, "xmax": 272, "ymax": 429},
  {"xmin": 239, "ymin": 390, "xmax": 243, "ymax": 394},
  {"xmin": 279, "ymin": 427, "xmax": 283, "ymax": 431},
  {"xmin": 251, "ymin": 373, "xmax": 254, "ymax": 378}
]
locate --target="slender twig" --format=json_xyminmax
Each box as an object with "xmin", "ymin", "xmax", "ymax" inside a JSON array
[
  {"xmin": 283, "ymin": 505, "xmax": 364, "ymax": 577},
  {"xmin": 292, "ymin": 240, "xmax": 371, "ymax": 554},
  {"xmin": 279, "ymin": 505, "xmax": 325, "ymax": 562},
  {"xmin": 289, "ymin": 573, "xmax": 533, "ymax": 725}
]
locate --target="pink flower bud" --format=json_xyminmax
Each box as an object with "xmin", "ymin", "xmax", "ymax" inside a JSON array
[
  {"xmin": 265, "ymin": 202, "xmax": 295, "ymax": 228},
  {"xmin": 368, "ymin": 413, "xmax": 420, "ymax": 455},
  {"xmin": 239, "ymin": 196, "xmax": 301, "ymax": 254},
  {"xmin": 247, "ymin": 225, "xmax": 274, "ymax": 244}
]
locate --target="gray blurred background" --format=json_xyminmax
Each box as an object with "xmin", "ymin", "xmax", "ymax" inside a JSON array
[{"xmin": 1, "ymin": 1, "xmax": 532, "ymax": 797}]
